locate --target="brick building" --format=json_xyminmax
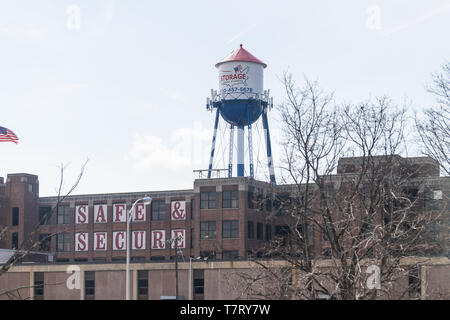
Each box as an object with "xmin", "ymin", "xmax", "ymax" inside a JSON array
[
  {"xmin": 0, "ymin": 155, "xmax": 449, "ymax": 299},
  {"xmin": 1, "ymin": 175, "xmax": 280, "ymax": 263}
]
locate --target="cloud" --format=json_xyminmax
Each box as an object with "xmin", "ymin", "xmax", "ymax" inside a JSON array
[
  {"xmin": 0, "ymin": 23, "xmax": 45, "ymax": 41},
  {"xmin": 125, "ymin": 99, "xmax": 159, "ymax": 115},
  {"xmin": 124, "ymin": 121, "xmax": 211, "ymax": 170},
  {"xmin": 124, "ymin": 119, "xmax": 285, "ymax": 182},
  {"xmin": 160, "ymin": 88, "xmax": 190, "ymax": 103},
  {"xmin": 227, "ymin": 23, "xmax": 257, "ymax": 44},
  {"xmin": 384, "ymin": 2, "xmax": 450, "ymax": 35},
  {"xmin": 91, "ymin": 0, "xmax": 115, "ymax": 36}
]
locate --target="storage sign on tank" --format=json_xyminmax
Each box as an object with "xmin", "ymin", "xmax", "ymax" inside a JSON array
[{"xmin": 218, "ymin": 61, "xmax": 263, "ymax": 98}]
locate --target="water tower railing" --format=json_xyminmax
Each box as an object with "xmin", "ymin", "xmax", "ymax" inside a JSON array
[{"xmin": 193, "ymin": 169, "xmax": 229, "ymax": 179}]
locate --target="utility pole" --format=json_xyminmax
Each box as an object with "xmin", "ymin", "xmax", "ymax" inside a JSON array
[
  {"xmin": 169, "ymin": 235, "xmax": 181, "ymax": 300},
  {"xmin": 126, "ymin": 197, "xmax": 152, "ymax": 300},
  {"xmin": 175, "ymin": 236, "xmax": 179, "ymax": 300}
]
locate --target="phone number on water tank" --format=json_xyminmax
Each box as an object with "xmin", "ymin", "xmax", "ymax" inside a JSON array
[{"xmin": 222, "ymin": 87, "xmax": 253, "ymax": 93}]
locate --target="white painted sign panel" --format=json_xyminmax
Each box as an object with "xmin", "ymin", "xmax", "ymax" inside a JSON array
[{"xmin": 218, "ymin": 61, "xmax": 263, "ymax": 99}]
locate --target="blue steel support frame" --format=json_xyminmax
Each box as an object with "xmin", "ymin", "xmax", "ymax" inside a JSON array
[
  {"xmin": 207, "ymin": 108, "xmax": 220, "ymax": 179},
  {"xmin": 262, "ymin": 108, "xmax": 276, "ymax": 184},
  {"xmin": 247, "ymin": 102, "xmax": 254, "ymax": 178},
  {"xmin": 237, "ymin": 126, "xmax": 245, "ymax": 177},
  {"xmin": 228, "ymin": 125, "xmax": 234, "ymax": 178}
]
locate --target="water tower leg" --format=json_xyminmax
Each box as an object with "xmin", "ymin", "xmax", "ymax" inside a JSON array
[
  {"xmin": 247, "ymin": 106, "xmax": 254, "ymax": 178},
  {"xmin": 248, "ymin": 123, "xmax": 254, "ymax": 178},
  {"xmin": 207, "ymin": 108, "xmax": 220, "ymax": 179},
  {"xmin": 262, "ymin": 111, "xmax": 276, "ymax": 184},
  {"xmin": 228, "ymin": 125, "xmax": 234, "ymax": 178},
  {"xmin": 237, "ymin": 126, "xmax": 245, "ymax": 177}
]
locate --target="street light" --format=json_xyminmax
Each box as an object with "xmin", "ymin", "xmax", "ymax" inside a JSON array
[
  {"xmin": 167, "ymin": 234, "xmax": 183, "ymax": 300},
  {"xmin": 189, "ymin": 256, "xmax": 207, "ymax": 300},
  {"xmin": 126, "ymin": 196, "xmax": 152, "ymax": 300}
]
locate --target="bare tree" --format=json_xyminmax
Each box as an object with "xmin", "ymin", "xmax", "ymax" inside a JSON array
[
  {"xmin": 416, "ymin": 62, "xmax": 450, "ymax": 175},
  {"xmin": 0, "ymin": 160, "xmax": 88, "ymax": 286},
  {"xmin": 237, "ymin": 74, "xmax": 447, "ymax": 300},
  {"xmin": 0, "ymin": 279, "xmax": 68, "ymax": 300}
]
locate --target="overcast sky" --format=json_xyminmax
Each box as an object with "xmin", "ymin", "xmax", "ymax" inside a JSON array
[{"xmin": 1, "ymin": 0, "xmax": 449, "ymax": 196}]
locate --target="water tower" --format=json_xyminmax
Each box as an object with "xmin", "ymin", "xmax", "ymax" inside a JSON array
[{"xmin": 206, "ymin": 44, "xmax": 276, "ymax": 184}]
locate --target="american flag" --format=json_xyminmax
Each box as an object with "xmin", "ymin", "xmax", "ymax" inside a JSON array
[{"xmin": 0, "ymin": 126, "xmax": 19, "ymax": 144}]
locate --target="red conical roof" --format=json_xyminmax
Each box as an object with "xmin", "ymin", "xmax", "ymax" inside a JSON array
[{"xmin": 215, "ymin": 44, "xmax": 267, "ymax": 68}]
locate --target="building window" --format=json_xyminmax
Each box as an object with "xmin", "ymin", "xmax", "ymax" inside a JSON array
[
  {"xmin": 324, "ymin": 185, "xmax": 334, "ymax": 203},
  {"xmin": 111, "ymin": 257, "xmax": 126, "ymax": 262},
  {"xmin": 150, "ymin": 256, "xmax": 165, "ymax": 261},
  {"xmin": 85, "ymin": 271, "xmax": 95, "ymax": 300},
  {"xmin": 56, "ymin": 205, "xmax": 70, "ymax": 225},
  {"xmin": 256, "ymin": 194, "xmax": 264, "ymax": 211},
  {"xmin": 131, "ymin": 257, "xmax": 145, "ymax": 262},
  {"xmin": 12, "ymin": 207, "xmax": 19, "ymax": 226},
  {"xmin": 74, "ymin": 258, "xmax": 88, "ymax": 262},
  {"xmin": 138, "ymin": 270, "xmax": 148, "ymax": 300},
  {"xmin": 428, "ymin": 220, "xmax": 444, "ymax": 248},
  {"xmin": 265, "ymin": 224, "xmax": 272, "ymax": 241},
  {"xmin": 28, "ymin": 183, "xmax": 34, "ymax": 193},
  {"xmin": 222, "ymin": 250, "xmax": 239, "ymax": 260},
  {"xmin": 274, "ymin": 192, "xmax": 292, "ymax": 216},
  {"xmin": 424, "ymin": 189, "xmax": 443, "ymax": 211},
  {"xmin": 408, "ymin": 267, "xmax": 421, "ymax": 299},
  {"xmin": 193, "ymin": 269, "xmax": 204, "ymax": 300},
  {"xmin": 12, "ymin": 232, "xmax": 18, "ymax": 249},
  {"xmin": 39, "ymin": 206, "xmax": 52, "ymax": 225},
  {"xmin": 323, "ymin": 220, "xmax": 333, "ymax": 242},
  {"xmin": 190, "ymin": 228, "xmax": 194, "ymax": 249},
  {"xmin": 39, "ymin": 234, "xmax": 51, "ymax": 251},
  {"xmin": 257, "ymin": 223, "xmax": 263, "ymax": 240},
  {"xmin": 275, "ymin": 225, "xmax": 290, "ymax": 236},
  {"xmin": 200, "ymin": 250, "xmax": 216, "ymax": 260},
  {"xmin": 170, "ymin": 255, "xmax": 185, "ymax": 261},
  {"xmin": 363, "ymin": 184, "xmax": 371, "ymax": 201},
  {"xmin": 405, "ymin": 188, "xmax": 419, "ymax": 202},
  {"xmin": 222, "ymin": 190, "xmax": 238, "ymax": 208},
  {"xmin": 275, "ymin": 225, "xmax": 290, "ymax": 245},
  {"xmin": 322, "ymin": 248, "xmax": 332, "ymax": 259},
  {"xmin": 200, "ymin": 192, "xmax": 216, "ymax": 209},
  {"xmin": 34, "ymin": 272, "xmax": 44, "ymax": 300},
  {"xmin": 151, "ymin": 201, "xmax": 166, "ymax": 221},
  {"xmin": 222, "ymin": 220, "xmax": 239, "ymax": 239},
  {"xmin": 248, "ymin": 221, "xmax": 254, "ymax": 239},
  {"xmin": 200, "ymin": 221, "xmax": 216, "ymax": 240},
  {"xmin": 248, "ymin": 191, "xmax": 255, "ymax": 209},
  {"xmin": 265, "ymin": 198, "xmax": 272, "ymax": 212},
  {"xmin": 307, "ymin": 224, "xmax": 315, "ymax": 248},
  {"xmin": 56, "ymin": 232, "xmax": 70, "ymax": 252},
  {"xmin": 190, "ymin": 199, "xmax": 195, "ymax": 219}
]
